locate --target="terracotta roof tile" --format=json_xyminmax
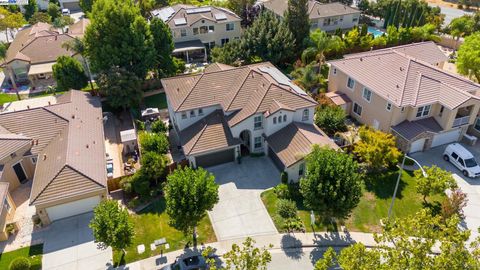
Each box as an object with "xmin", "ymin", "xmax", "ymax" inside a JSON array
[{"xmin": 264, "ymin": 0, "xmax": 360, "ymax": 19}]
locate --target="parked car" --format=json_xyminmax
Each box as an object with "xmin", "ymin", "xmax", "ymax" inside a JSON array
[
  {"xmin": 443, "ymin": 143, "xmax": 480, "ymax": 178},
  {"xmin": 161, "ymin": 255, "xmax": 207, "ymax": 270},
  {"xmin": 62, "ymin": 8, "xmax": 71, "ymax": 15},
  {"xmin": 106, "ymin": 158, "xmax": 114, "ymax": 178}
]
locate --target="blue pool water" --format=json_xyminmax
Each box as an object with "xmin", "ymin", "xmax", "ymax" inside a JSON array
[{"xmin": 368, "ymin": 27, "xmax": 385, "ymax": 38}]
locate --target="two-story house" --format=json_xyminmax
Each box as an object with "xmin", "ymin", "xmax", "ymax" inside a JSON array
[
  {"xmin": 327, "ymin": 42, "xmax": 480, "ymax": 153},
  {"xmin": 263, "ymin": 0, "xmax": 361, "ymax": 32},
  {"xmin": 162, "ymin": 62, "xmax": 338, "ymax": 182},
  {"xmin": 152, "ymin": 5, "xmax": 242, "ymax": 63}
]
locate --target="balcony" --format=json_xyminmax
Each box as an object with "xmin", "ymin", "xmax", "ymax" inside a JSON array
[{"xmin": 452, "ymin": 116, "xmax": 470, "ymax": 128}]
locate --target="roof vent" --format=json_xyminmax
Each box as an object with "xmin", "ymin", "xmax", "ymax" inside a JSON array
[
  {"xmin": 48, "ymin": 101, "xmax": 51, "ymax": 105},
  {"xmin": 86, "ymin": 144, "xmax": 89, "ymax": 149},
  {"xmin": 43, "ymin": 154, "xmax": 47, "ymax": 160},
  {"xmin": 177, "ymin": 87, "xmax": 180, "ymax": 92},
  {"xmin": 27, "ymin": 105, "xmax": 30, "ymax": 109},
  {"xmin": 360, "ymin": 57, "xmax": 363, "ymax": 61},
  {"xmin": 396, "ymin": 84, "xmax": 400, "ymax": 88},
  {"xmin": 400, "ymin": 67, "xmax": 404, "ymax": 71},
  {"xmin": 71, "ymin": 114, "xmax": 75, "ymax": 119}
]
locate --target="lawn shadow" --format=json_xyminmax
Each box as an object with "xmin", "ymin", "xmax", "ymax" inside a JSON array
[
  {"xmin": 364, "ymin": 171, "xmax": 407, "ymax": 199},
  {"xmin": 422, "ymin": 201, "xmax": 442, "ymax": 217},
  {"xmin": 280, "ymin": 234, "xmax": 304, "ymax": 260},
  {"xmin": 139, "ymin": 198, "xmax": 167, "ymax": 215}
]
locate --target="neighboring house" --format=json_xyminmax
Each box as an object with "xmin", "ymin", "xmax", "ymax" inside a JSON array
[
  {"xmin": 152, "ymin": 5, "xmax": 242, "ymax": 63},
  {"xmin": 1, "ymin": 20, "xmax": 90, "ymax": 90},
  {"xmin": 0, "ymin": 90, "xmax": 107, "ymax": 238},
  {"xmin": 263, "ymin": 0, "xmax": 361, "ymax": 32},
  {"xmin": 162, "ymin": 62, "xmax": 338, "ymax": 182},
  {"xmin": 327, "ymin": 41, "xmax": 480, "ymax": 153},
  {"xmin": 59, "ymin": 0, "xmax": 82, "ymax": 11}
]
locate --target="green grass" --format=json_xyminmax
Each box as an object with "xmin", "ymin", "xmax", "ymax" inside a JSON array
[
  {"xmin": 113, "ymin": 198, "xmax": 216, "ymax": 266},
  {"xmin": 143, "ymin": 93, "xmax": 167, "ymax": 109},
  {"xmin": 0, "ymin": 93, "xmax": 18, "ymax": 106},
  {"xmin": 261, "ymin": 170, "xmax": 444, "ymax": 233},
  {"xmin": 0, "ymin": 244, "xmax": 43, "ymax": 270}
]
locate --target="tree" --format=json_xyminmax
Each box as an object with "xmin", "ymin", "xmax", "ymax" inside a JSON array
[
  {"xmin": 0, "ymin": 42, "xmax": 6, "ymax": 61},
  {"xmin": 84, "ymin": 0, "xmax": 155, "ymax": 79},
  {"xmin": 0, "ymin": 8, "xmax": 25, "ymax": 43},
  {"xmin": 211, "ymin": 40, "xmax": 245, "ymax": 66},
  {"xmin": 223, "ymin": 237, "xmax": 272, "ymax": 270},
  {"xmin": 291, "ymin": 64, "xmax": 325, "ymax": 91},
  {"xmin": 138, "ymin": 131, "xmax": 169, "ymax": 154},
  {"xmin": 9, "ymin": 257, "xmax": 30, "ymax": 270},
  {"xmin": 24, "ymin": 0, "xmax": 38, "ymax": 21},
  {"xmin": 80, "ymin": 0, "xmax": 94, "ymax": 14},
  {"xmin": 28, "ymin": 12, "xmax": 51, "ymax": 24},
  {"xmin": 357, "ymin": 0, "xmax": 370, "ymax": 12},
  {"xmin": 285, "ymin": 0, "xmax": 309, "ymax": 51},
  {"xmin": 150, "ymin": 119, "xmax": 168, "ymax": 133},
  {"xmin": 457, "ymin": 33, "xmax": 480, "ymax": 82},
  {"xmin": 227, "ymin": 0, "xmax": 255, "ymax": 25},
  {"xmin": 314, "ymin": 209, "xmax": 480, "ymax": 269},
  {"xmin": 89, "ymin": 200, "xmax": 134, "ymax": 256},
  {"xmin": 139, "ymin": 151, "xmax": 168, "ymax": 184},
  {"xmin": 62, "ymin": 38, "xmax": 95, "ymax": 90},
  {"xmin": 47, "ymin": 2, "xmax": 61, "ymax": 21},
  {"xmin": 150, "ymin": 18, "xmax": 176, "ymax": 78},
  {"xmin": 353, "ymin": 126, "xmax": 401, "ymax": 172},
  {"xmin": 306, "ymin": 29, "xmax": 344, "ymax": 67},
  {"xmin": 300, "ymin": 146, "xmax": 362, "ymax": 219},
  {"xmin": 314, "ymin": 105, "xmax": 347, "ymax": 135},
  {"xmin": 448, "ymin": 15, "xmax": 475, "ymax": 41},
  {"xmin": 441, "ymin": 189, "xmax": 468, "ymax": 222},
  {"xmin": 165, "ymin": 166, "xmax": 219, "ymax": 243},
  {"xmin": 53, "ymin": 15, "xmax": 74, "ymax": 32},
  {"xmin": 52, "ymin": 56, "xmax": 88, "ymax": 91},
  {"xmin": 415, "ymin": 165, "xmax": 457, "ymax": 203},
  {"xmin": 97, "ymin": 66, "xmax": 142, "ymax": 110}
]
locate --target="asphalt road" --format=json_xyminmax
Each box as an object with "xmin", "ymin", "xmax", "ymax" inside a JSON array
[{"xmin": 428, "ymin": 3, "xmax": 473, "ymax": 25}]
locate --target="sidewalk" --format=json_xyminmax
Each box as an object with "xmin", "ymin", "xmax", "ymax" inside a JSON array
[{"xmin": 118, "ymin": 231, "xmax": 376, "ymax": 270}]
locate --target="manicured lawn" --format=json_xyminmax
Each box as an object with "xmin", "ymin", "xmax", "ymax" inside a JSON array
[
  {"xmin": 113, "ymin": 198, "xmax": 216, "ymax": 266},
  {"xmin": 143, "ymin": 93, "xmax": 167, "ymax": 109},
  {"xmin": 0, "ymin": 93, "xmax": 18, "ymax": 105},
  {"xmin": 261, "ymin": 170, "xmax": 444, "ymax": 233},
  {"xmin": 0, "ymin": 244, "xmax": 43, "ymax": 270}
]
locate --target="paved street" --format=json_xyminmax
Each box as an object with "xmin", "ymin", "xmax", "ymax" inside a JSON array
[
  {"xmin": 207, "ymin": 157, "xmax": 280, "ymax": 241},
  {"xmin": 428, "ymin": 3, "xmax": 473, "ymax": 25},
  {"xmin": 267, "ymin": 247, "xmax": 337, "ymax": 270}
]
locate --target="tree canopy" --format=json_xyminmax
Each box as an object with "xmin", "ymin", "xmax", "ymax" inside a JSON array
[
  {"xmin": 415, "ymin": 165, "xmax": 457, "ymax": 203},
  {"xmin": 285, "ymin": 0, "xmax": 310, "ymax": 51},
  {"xmin": 314, "ymin": 105, "xmax": 347, "ymax": 135},
  {"xmin": 80, "ymin": 0, "xmax": 95, "ymax": 14},
  {"xmin": 457, "ymin": 32, "xmax": 480, "ymax": 82},
  {"xmin": 52, "ymin": 56, "xmax": 88, "ymax": 91},
  {"xmin": 24, "ymin": 0, "xmax": 38, "ymax": 21},
  {"xmin": 97, "ymin": 66, "xmax": 142, "ymax": 110},
  {"xmin": 0, "ymin": 7, "xmax": 25, "ymax": 43},
  {"xmin": 150, "ymin": 17, "xmax": 176, "ymax": 78}
]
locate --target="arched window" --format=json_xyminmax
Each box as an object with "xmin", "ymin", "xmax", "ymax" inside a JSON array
[
  {"xmin": 302, "ymin": 109, "xmax": 309, "ymax": 121},
  {"xmin": 283, "ymin": 115, "xmax": 287, "ymax": 122}
]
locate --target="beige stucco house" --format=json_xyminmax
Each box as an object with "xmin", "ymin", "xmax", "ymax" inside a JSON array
[
  {"xmin": 327, "ymin": 42, "xmax": 480, "ymax": 153},
  {"xmin": 162, "ymin": 62, "xmax": 338, "ymax": 182},
  {"xmin": 152, "ymin": 5, "xmax": 242, "ymax": 63},
  {"xmin": 263, "ymin": 0, "xmax": 361, "ymax": 32},
  {"xmin": 0, "ymin": 91, "xmax": 107, "ymax": 240}
]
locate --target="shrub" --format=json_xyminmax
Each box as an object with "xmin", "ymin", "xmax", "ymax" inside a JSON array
[
  {"xmin": 9, "ymin": 257, "xmax": 30, "ymax": 270},
  {"xmin": 274, "ymin": 183, "xmax": 290, "ymax": 199},
  {"xmin": 276, "ymin": 199, "xmax": 298, "ymax": 219},
  {"xmin": 135, "ymin": 120, "xmax": 145, "ymax": 131},
  {"xmin": 315, "ymin": 105, "xmax": 347, "ymax": 135},
  {"xmin": 441, "ymin": 189, "xmax": 468, "ymax": 222},
  {"xmin": 139, "ymin": 131, "xmax": 169, "ymax": 154},
  {"xmin": 287, "ymin": 182, "xmax": 302, "ymax": 201},
  {"xmin": 120, "ymin": 175, "xmax": 134, "ymax": 194},
  {"xmin": 281, "ymin": 171, "xmax": 288, "ymax": 184},
  {"xmin": 283, "ymin": 216, "xmax": 304, "ymax": 232},
  {"xmin": 151, "ymin": 119, "xmax": 168, "ymax": 134}
]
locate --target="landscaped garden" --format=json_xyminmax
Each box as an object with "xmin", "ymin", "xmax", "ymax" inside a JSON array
[{"xmin": 0, "ymin": 244, "xmax": 43, "ymax": 270}]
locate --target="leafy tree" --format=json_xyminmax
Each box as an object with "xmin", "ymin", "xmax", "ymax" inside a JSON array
[
  {"xmin": 150, "ymin": 119, "xmax": 168, "ymax": 133},
  {"xmin": 0, "ymin": 42, "xmax": 6, "ymax": 61},
  {"xmin": 211, "ymin": 41, "xmax": 244, "ymax": 66},
  {"xmin": 227, "ymin": 0, "xmax": 255, "ymax": 24},
  {"xmin": 353, "ymin": 126, "xmax": 401, "ymax": 172},
  {"xmin": 89, "ymin": 200, "xmax": 134, "ymax": 257},
  {"xmin": 305, "ymin": 29, "xmax": 343, "ymax": 66},
  {"xmin": 9, "ymin": 257, "xmax": 30, "ymax": 270},
  {"xmin": 150, "ymin": 18, "xmax": 176, "ymax": 78},
  {"xmin": 80, "ymin": 0, "xmax": 95, "ymax": 14},
  {"xmin": 139, "ymin": 151, "xmax": 168, "ymax": 184},
  {"xmin": 314, "ymin": 209, "xmax": 480, "ymax": 269},
  {"xmin": 165, "ymin": 166, "xmax": 219, "ymax": 242},
  {"xmin": 62, "ymin": 38, "xmax": 95, "ymax": 90},
  {"xmin": 24, "ymin": 0, "xmax": 38, "ymax": 21},
  {"xmin": 0, "ymin": 8, "xmax": 25, "ymax": 43},
  {"xmin": 52, "ymin": 56, "xmax": 88, "ymax": 91},
  {"xmin": 441, "ymin": 188, "xmax": 468, "ymax": 222},
  {"xmin": 97, "ymin": 66, "xmax": 142, "ymax": 110},
  {"xmin": 138, "ymin": 131, "xmax": 169, "ymax": 154},
  {"xmin": 223, "ymin": 237, "xmax": 272, "ymax": 270},
  {"xmin": 28, "ymin": 12, "xmax": 51, "ymax": 24},
  {"xmin": 47, "ymin": 2, "xmax": 61, "ymax": 21},
  {"xmin": 415, "ymin": 165, "xmax": 457, "ymax": 203},
  {"xmin": 276, "ymin": 199, "xmax": 297, "ymax": 219},
  {"xmin": 53, "ymin": 15, "xmax": 75, "ymax": 32},
  {"xmin": 457, "ymin": 33, "xmax": 480, "ymax": 82},
  {"xmin": 448, "ymin": 15, "xmax": 475, "ymax": 41},
  {"xmin": 357, "ymin": 0, "xmax": 370, "ymax": 12},
  {"xmin": 285, "ymin": 0, "xmax": 309, "ymax": 51},
  {"xmin": 84, "ymin": 0, "xmax": 155, "ymax": 79},
  {"xmin": 300, "ymin": 146, "xmax": 362, "ymax": 219},
  {"xmin": 315, "ymin": 105, "xmax": 347, "ymax": 135}
]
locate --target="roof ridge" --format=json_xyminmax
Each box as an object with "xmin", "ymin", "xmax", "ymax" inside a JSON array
[
  {"xmin": 177, "ymin": 73, "xmax": 206, "ymax": 111},
  {"xmin": 271, "ymin": 83, "xmax": 317, "ymax": 106},
  {"xmin": 225, "ymin": 69, "xmax": 259, "ymax": 111},
  {"xmin": 412, "ymin": 72, "xmax": 423, "ymax": 107},
  {"xmin": 30, "ymin": 164, "xmax": 67, "ymax": 205},
  {"xmin": 187, "ymin": 118, "xmax": 210, "ymax": 155},
  {"xmin": 398, "ymin": 58, "xmax": 412, "ymax": 105},
  {"xmin": 231, "ymin": 83, "xmax": 273, "ymax": 127}
]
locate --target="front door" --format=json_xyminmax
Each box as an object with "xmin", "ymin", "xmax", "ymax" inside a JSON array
[{"xmin": 12, "ymin": 162, "xmax": 27, "ymax": 183}]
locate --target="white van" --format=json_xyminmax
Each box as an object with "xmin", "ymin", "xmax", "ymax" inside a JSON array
[{"xmin": 443, "ymin": 143, "xmax": 480, "ymax": 178}]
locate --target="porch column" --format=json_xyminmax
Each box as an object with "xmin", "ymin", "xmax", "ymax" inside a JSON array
[
  {"xmin": 204, "ymin": 47, "xmax": 207, "ymax": 62},
  {"xmin": 186, "ymin": 51, "xmax": 189, "ymax": 64}
]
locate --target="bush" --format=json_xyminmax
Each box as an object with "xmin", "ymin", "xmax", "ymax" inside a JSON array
[
  {"xmin": 283, "ymin": 216, "xmax": 304, "ymax": 232},
  {"xmin": 276, "ymin": 199, "xmax": 298, "ymax": 219},
  {"xmin": 151, "ymin": 119, "xmax": 168, "ymax": 134},
  {"xmin": 281, "ymin": 171, "xmax": 288, "ymax": 184},
  {"xmin": 274, "ymin": 183, "xmax": 290, "ymax": 199},
  {"xmin": 120, "ymin": 175, "xmax": 134, "ymax": 194},
  {"xmin": 9, "ymin": 257, "xmax": 30, "ymax": 270},
  {"xmin": 139, "ymin": 131, "xmax": 169, "ymax": 154},
  {"xmin": 287, "ymin": 182, "xmax": 302, "ymax": 201},
  {"xmin": 315, "ymin": 105, "xmax": 347, "ymax": 135},
  {"xmin": 441, "ymin": 189, "xmax": 468, "ymax": 222},
  {"xmin": 135, "ymin": 120, "xmax": 145, "ymax": 131}
]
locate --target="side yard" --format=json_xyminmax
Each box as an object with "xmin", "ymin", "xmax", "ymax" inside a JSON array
[{"xmin": 0, "ymin": 244, "xmax": 43, "ymax": 270}]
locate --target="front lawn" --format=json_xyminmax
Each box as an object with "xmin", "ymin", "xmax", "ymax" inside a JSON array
[
  {"xmin": 0, "ymin": 93, "xmax": 18, "ymax": 106},
  {"xmin": 143, "ymin": 93, "xmax": 167, "ymax": 109},
  {"xmin": 0, "ymin": 244, "xmax": 43, "ymax": 270},
  {"xmin": 261, "ymin": 170, "xmax": 444, "ymax": 233},
  {"xmin": 113, "ymin": 198, "xmax": 216, "ymax": 266}
]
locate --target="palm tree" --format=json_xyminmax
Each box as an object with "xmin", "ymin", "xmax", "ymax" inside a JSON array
[
  {"xmin": 305, "ymin": 30, "xmax": 343, "ymax": 73},
  {"xmin": 62, "ymin": 38, "xmax": 95, "ymax": 91}
]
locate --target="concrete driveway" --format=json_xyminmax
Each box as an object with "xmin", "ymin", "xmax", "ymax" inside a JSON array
[
  {"xmin": 42, "ymin": 212, "xmax": 113, "ymax": 270},
  {"xmin": 410, "ymin": 142, "xmax": 480, "ymax": 241},
  {"xmin": 207, "ymin": 157, "xmax": 280, "ymax": 241}
]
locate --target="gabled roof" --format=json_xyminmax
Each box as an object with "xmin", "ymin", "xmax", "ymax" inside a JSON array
[
  {"xmin": 264, "ymin": 0, "xmax": 360, "ymax": 19},
  {"xmin": 0, "ymin": 133, "xmax": 31, "ymax": 161},
  {"xmin": 329, "ymin": 43, "xmax": 480, "ymax": 109},
  {"xmin": 391, "ymin": 117, "xmax": 443, "ymax": 140},
  {"xmin": 267, "ymin": 122, "xmax": 339, "ymax": 167}
]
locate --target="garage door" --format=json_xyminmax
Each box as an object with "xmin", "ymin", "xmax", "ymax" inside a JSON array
[
  {"xmin": 195, "ymin": 148, "xmax": 235, "ymax": 168},
  {"xmin": 431, "ymin": 129, "xmax": 461, "ymax": 148},
  {"xmin": 46, "ymin": 196, "xmax": 100, "ymax": 222},
  {"xmin": 409, "ymin": 138, "xmax": 426, "ymax": 153},
  {"xmin": 268, "ymin": 147, "xmax": 285, "ymax": 171},
  {"xmin": 62, "ymin": 1, "xmax": 81, "ymax": 11}
]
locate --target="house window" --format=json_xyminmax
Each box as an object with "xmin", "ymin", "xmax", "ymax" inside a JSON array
[
  {"xmin": 333, "ymin": 68, "xmax": 337, "ymax": 75},
  {"xmin": 31, "ymin": 156, "xmax": 37, "ymax": 164},
  {"xmin": 198, "ymin": 108, "xmax": 203, "ymax": 116},
  {"xmin": 193, "ymin": 28, "xmax": 199, "ymax": 35},
  {"xmin": 279, "ymin": 115, "xmax": 283, "ymax": 123},
  {"xmin": 347, "ymin": 77, "xmax": 355, "ymax": 89},
  {"xmin": 4, "ymin": 199, "xmax": 10, "ymax": 213},
  {"xmin": 353, "ymin": 102, "xmax": 363, "ymax": 116},
  {"xmin": 190, "ymin": 110, "xmax": 196, "ymax": 117},
  {"xmin": 353, "ymin": 17, "xmax": 358, "ymax": 22},
  {"xmin": 208, "ymin": 25, "xmax": 214, "ymax": 32},
  {"xmin": 221, "ymin": 38, "xmax": 229, "ymax": 45},
  {"xmin": 311, "ymin": 21, "xmax": 318, "ymax": 28},
  {"xmin": 254, "ymin": 136, "xmax": 262, "ymax": 149},
  {"xmin": 323, "ymin": 18, "xmax": 330, "ymax": 26},
  {"xmin": 386, "ymin": 102, "xmax": 392, "ymax": 111},
  {"xmin": 200, "ymin": 26, "xmax": 208, "ymax": 34},
  {"xmin": 180, "ymin": 29, "xmax": 187, "ymax": 37},
  {"xmin": 283, "ymin": 115, "xmax": 287, "ymax": 122},
  {"xmin": 416, "ymin": 105, "xmax": 431, "ymax": 118},
  {"xmin": 181, "ymin": 112, "xmax": 187, "ymax": 119},
  {"xmin": 362, "ymin": 88, "xmax": 372, "ymax": 102},
  {"xmin": 439, "ymin": 105, "xmax": 444, "ymax": 117},
  {"xmin": 209, "ymin": 41, "xmax": 215, "ymax": 49},
  {"xmin": 273, "ymin": 117, "xmax": 277, "ymax": 124},
  {"xmin": 226, "ymin": 23, "xmax": 234, "ymax": 31},
  {"xmin": 474, "ymin": 118, "xmax": 480, "ymax": 131},
  {"xmin": 299, "ymin": 163, "xmax": 305, "ymax": 176},
  {"xmin": 254, "ymin": 116, "xmax": 262, "ymax": 129},
  {"xmin": 302, "ymin": 109, "xmax": 309, "ymax": 121}
]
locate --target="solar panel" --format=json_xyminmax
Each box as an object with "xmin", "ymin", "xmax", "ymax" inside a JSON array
[
  {"xmin": 258, "ymin": 67, "xmax": 307, "ymax": 96},
  {"xmin": 214, "ymin": 13, "xmax": 227, "ymax": 20},
  {"xmin": 185, "ymin": 7, "xmax": 211, "ymax": 14},
  {"xmin": 174, "ymin": 18, "xmax": 187, "ymax": 26},
  {"xmin": 154, "ymin": 7, "xmax": 175, "ymax": 22}
]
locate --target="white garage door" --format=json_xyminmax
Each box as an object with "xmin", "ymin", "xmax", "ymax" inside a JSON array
[
  {"xmin": 46, "ymin": 196, "xmax": 100, "ymax": 222},
  {"xmin": 409, "ymin": 138, "xmax": 426, "ymax": 153},
  {"xmin": 431, "ymin": 129, "xmax": 461, "ymax": 148}
]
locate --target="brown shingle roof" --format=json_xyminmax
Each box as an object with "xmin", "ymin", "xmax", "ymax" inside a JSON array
[
  {"xmin": 267, "ymin": 122, "xmax": 338, "ymax": 167},
  {"xmin": 391, "ymin": 117, "xmax": 443, "ymax": 140},
  {"xmin": 180, "ymin": 110, "xmax": 240, "ymax": 155},
  {"xmin": 0, "ymin": 134, "xmax": 31, "ymax": 160},
  {"xmin": 325, "ymin": 91, "xmax": 351, "ymax": 106},
  {"xmin": 68, "ymin": 18, "xmax": 90, "ymax": 37},
  {"xmin": 264, "ymin": 0, "xmax": 360, "ymax": 19}
]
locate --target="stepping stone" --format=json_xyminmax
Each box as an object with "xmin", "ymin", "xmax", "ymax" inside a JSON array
[
  {"xmin": 137, "ymin": 244, "xmax": 145, "ymax": 254},
  {"xmin": 150, "ymin": 243, "xmax": 156, "ymax": 251},
  {"xmin": 165, "ymin": 243, "xmax": 170, "ymax": 250}
]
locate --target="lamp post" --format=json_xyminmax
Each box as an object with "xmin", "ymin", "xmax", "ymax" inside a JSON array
[{"xmin": 387, "ymin": 154, "xmax": 427, "ymax": 219}]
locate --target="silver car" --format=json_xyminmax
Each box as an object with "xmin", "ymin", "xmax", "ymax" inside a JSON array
[{"xmin": 161, "ymin": 255, "xmax": 207, "ymax": 270}]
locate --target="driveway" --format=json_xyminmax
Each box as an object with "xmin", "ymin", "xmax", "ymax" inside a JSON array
[
  {"xmin": 207, "ymin": 157, "xmax": 280, "ymax": 241},
  {"xmin": 410, "ymin": 142, "xmax": 480, "ymax": 242},
  {"xmin": 42, "ymin": 212, "xmax": 113, "ymax": 270}
]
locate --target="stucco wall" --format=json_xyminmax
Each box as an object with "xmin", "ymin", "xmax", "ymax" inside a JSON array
[
  {"xmin": 284, "ymin": 160, "xmax": 305, "ymax": 183},
  {"xmin": 231, "ymin": 113, "xmax": 266, "ymax": 153},
  {"xmin": 172, "ymin": 20, "xmax": 241, "ymax": 46},
  {"xmin": 0, "ymin": 146, "xmax": 35, "ymax": 191},
  {"xmin": 310, "ymin": 13, "xmax": 360, "ymax": 32},
  {"xmin": 174, "ymin": 105, "xmax": 221, "ymax": 131},
  {"xmin": 264, "ymin": 110, "xmax": 294, "ymax": 136}
]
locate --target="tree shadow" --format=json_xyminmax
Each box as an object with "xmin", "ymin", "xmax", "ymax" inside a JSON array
[
  {"xmin": 309, "ymin": 231, "xmax": 355, "ymax": 265},
  {"xmin": 364, "ymin": 171, "xmax": 406, "ymax": 199},
  {"xmin": 280, "ymin": 234, "xmax": 304, "ymax": 260},
  {"xmin": 139, "ymin": 197, "xmax": 166, "ymax": 215},
  {"xmin": 422, "ymin": 201, "xmax": 442, "ymax": 217}
]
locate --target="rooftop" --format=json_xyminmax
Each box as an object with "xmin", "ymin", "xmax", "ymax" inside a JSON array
[{"xmin": 264, "ymin": 0, "xmax": 360, "ymax": 19}]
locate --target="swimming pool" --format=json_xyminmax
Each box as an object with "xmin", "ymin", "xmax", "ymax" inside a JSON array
[{"xmin": 368, "ymin": 27, "xmax": 385, "ymax": 38}]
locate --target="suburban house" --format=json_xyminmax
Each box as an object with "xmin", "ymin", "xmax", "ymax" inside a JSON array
[
  {"xmin": 162, "ymin": 62, "xmax": 338, "ymax": 182},
  {"xmin": 35, "ymin": 0, "xmax": 81, "ymax": 10},
  {"xmin": 263, "ymin": 0, "xmax": 361, "ymax": 32},
  {"xmin": 152, "ymin": 4, "xmax": 242, "ymax": 62},
  {"xmin": 0, "ymin": 90, "xmax": 107, "ymax": 240},
  {"xmin": 327, "ymin": 42, "xmax": 480, "ymax": 153},
  {"xmin": 1, "ymin": 19, "xmax": 90, "ymax": 90}
]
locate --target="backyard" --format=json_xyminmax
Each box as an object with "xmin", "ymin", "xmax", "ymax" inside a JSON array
[
  {"xmin": 113, "ymin": 198, "xmax": 216, "ymax": 266},
  {"xmin": 262, "ymin": 169, "xmax": 444, "ymax": 233},
  {"xmin": 143, "ymin": 93, "xmax": 167, "ymax": 109},
  {"xmin": 0, "ymin": 244, "xmax": 43, "ymax": 270}
]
